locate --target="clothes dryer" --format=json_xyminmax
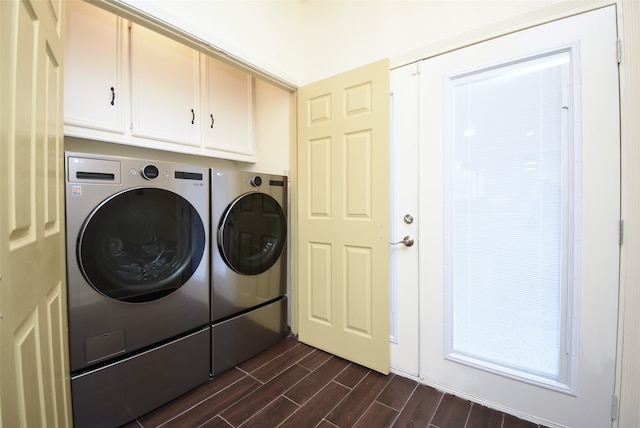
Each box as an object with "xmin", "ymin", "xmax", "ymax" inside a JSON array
[
  {"xmin": 210, "ymin": 169, "xmax": 288, "ymax": 374},
  {"xmin": 65, "ymin": 152, "xmax": 210, "ymax": 428}
]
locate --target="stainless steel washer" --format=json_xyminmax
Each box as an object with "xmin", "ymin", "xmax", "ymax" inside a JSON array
[
  {"xmin": 65, "ymin": 152, "xmax": 210, "ymax": 428},
  {"xmin": 210, "ymin": 169, "xmax": 288, "ymax": 374}
]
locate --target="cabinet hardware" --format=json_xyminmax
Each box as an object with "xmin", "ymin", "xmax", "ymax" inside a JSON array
[
  {"xmin": 110, "ymin": 87, "xmax": 115, "ymax": 105},
  {"xmin": 210, "ymin": 114, "xmax": 215, "ymax": 128},
  {"xmin": 191, "ymin": 109, "xmax": 195, "ymax": 124}
]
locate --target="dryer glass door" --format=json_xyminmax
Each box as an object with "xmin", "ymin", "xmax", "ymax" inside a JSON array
[
  {"xmin": 77, "ymin": 188, "xmax": 206, "ymax": 303},
  {"xmin": 218, "ymin": 192, "xmax": 286, "ymax": 275}
]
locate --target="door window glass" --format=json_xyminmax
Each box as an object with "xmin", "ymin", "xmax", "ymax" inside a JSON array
[{"xmin": 445, "ymin": 50, "xmax": 576, "ymax": 389}]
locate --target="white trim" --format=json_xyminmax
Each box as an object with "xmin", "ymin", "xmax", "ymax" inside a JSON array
[
  {"xmin": 613, "ymin": 1, "xmax": 640, "ymax": 426},
  {"xmin": 390, "ymin": 0, "xmax": 616, "ymax": 70},
  {"xmin": 389, "ymin": 89, "xmax": 399, "ymax": 344},
  {"xmin": 389, "ymin": 367, "xmax": 571, "ymax": 428}
]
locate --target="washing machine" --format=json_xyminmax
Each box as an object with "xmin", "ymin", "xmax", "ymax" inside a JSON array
[
  {"xmin": 210, "ymin": 169, "xmax": 288, "ymax": 374},
  {"xmin": 65, "ymin": 151, "xmax": 210, "ymax": 428}
]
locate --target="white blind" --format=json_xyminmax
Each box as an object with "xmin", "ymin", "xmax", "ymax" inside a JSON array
[{"xmin": 446, "ymin": 51, "xmax": 572, "ymax": 382}]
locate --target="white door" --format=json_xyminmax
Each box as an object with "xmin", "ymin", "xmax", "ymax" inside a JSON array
[
  {"xmin": 417, "ymin": 7, "xmax": 619, "ymax": 427},
  {"xmin": 389, "ymin": 63, "xmax": 420, "ymax": 376}
]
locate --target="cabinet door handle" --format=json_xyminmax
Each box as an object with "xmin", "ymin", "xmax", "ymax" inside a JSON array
[
  {"xmin": 191, "ymin": 109, "xmax": 195, "ymax": 124},
  {"xmin": 110, "ymin": 87, "xmax": 115, "ymax": 105},
  {"xmin": 210, "ymin": 114, "xmax": 214, "ymax": 128}
]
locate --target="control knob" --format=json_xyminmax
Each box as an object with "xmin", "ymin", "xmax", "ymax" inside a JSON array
[
  {"xmin": 250, "ymin": 176, "xmax": 262, "ymax": 187},
  {"xmin": 141, "ymin": 165, "xmax": 159, "ymax": 180}
]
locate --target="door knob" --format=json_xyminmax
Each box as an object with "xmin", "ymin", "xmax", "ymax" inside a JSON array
[{"xmin": 391, "ymin": 236, "xmax": 414, "ymax": 247}]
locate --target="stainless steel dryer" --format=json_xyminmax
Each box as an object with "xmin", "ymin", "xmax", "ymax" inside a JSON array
[
  {"xmin": 210, "ymin": 169, "xmax": 288, "ymax": 374},
  {"xmin": 65, "ymin": 152, "xmax": 210, "ymax": 428}
]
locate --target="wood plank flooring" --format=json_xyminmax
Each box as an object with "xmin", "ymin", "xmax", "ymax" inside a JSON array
[{"xmin": 122, "ymin": 336, "xmax": 547, "ymax": 428}]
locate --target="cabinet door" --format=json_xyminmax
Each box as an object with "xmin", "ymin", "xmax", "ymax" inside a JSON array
[
  {"xmin": 204, "ymin": 56, "xmax": 254, "ymax": 156},
  {"xmin": 64, "ymin": 0, "xmax": 126, "ymax": 134},
  {"xmin": 131, "ymin": 24, "xmax": 200, "ymax": 147}
]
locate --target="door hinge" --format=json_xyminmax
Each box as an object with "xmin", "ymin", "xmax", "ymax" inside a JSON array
[
  {"xmin": 619, "ymin": 219, "xmax": 624, "ymax": 246},
  {"xmin": 617, "ymin": 38, "xmax": 622, "ymax": 64},
  {"xmin": 411, "ymin": 61, "xmax": 421, "ymax": 76},
  {"xmin": 612, "ymin": 394, "xmax": 619, "ymax": 420}
]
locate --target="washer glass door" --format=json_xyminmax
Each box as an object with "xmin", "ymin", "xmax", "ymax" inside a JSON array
[
  {"xmin": 78, "ymin": 187, "xmax": 205, "ymax": 303},
  {"xmin": 218, "ymin": 192, "xmax": 286, "ymax": 275}
]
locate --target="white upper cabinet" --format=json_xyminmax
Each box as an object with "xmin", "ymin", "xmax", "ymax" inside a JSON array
[
  {"xmin": 203, "ymin": 56, "xmax": 254, "ymax": 157},
  {"xmin": 63, "ymin": 1, "xmax": 257, "ymax": 162},
  {"xmin": 130, "ymin": 24, "xmax": 200, "ymax": 147},
  {"xmin": 64, "ymin": 0, "xmax": 127, "ymax": 134}
]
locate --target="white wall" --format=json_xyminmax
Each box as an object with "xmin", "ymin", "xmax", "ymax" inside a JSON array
[
  {"xmin": 301, "ymin": 0, "xmax": 564, "ymax": 83},
  {"xmin": 112, "ymin": 0, "xmax": 566, "ymax": 85},
  {"xmin": 250, "ymin": 78, "xmax": 292, "ymax": 176}
]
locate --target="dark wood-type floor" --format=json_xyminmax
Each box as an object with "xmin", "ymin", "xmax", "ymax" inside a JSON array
[{"xmin": 123, "ymin": 336, "xmax": 547, "ymax": 428}]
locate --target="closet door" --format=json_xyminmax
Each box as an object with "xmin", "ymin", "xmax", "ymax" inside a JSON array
[
  {"xmin": 1, "ymin": 0, "xmax": 71, "ymax": 425},
  {"xmin": 297, "ymin": 59, "xmax": 390, "ymax": 374}
]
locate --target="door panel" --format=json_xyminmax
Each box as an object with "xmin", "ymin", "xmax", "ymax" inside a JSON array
[
  {"xmin": 419, "ymin": 7, "xmax": 619, "ymax": 427},
  {"xmin": 389, "ymin": 63, "xmax": 420, "ymax": 376},
  {"xmin": 1, "ymin": 0, "xmax": 71, "ymax": 426},
  {"xmin": 298, "ymin": 60, "xmax": 390, "ymax": 374}
]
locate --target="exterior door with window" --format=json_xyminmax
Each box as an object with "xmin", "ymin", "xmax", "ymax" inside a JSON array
[{"xmin": 419, "ymin": 7, "xmax": 619, "ymax": 427}]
